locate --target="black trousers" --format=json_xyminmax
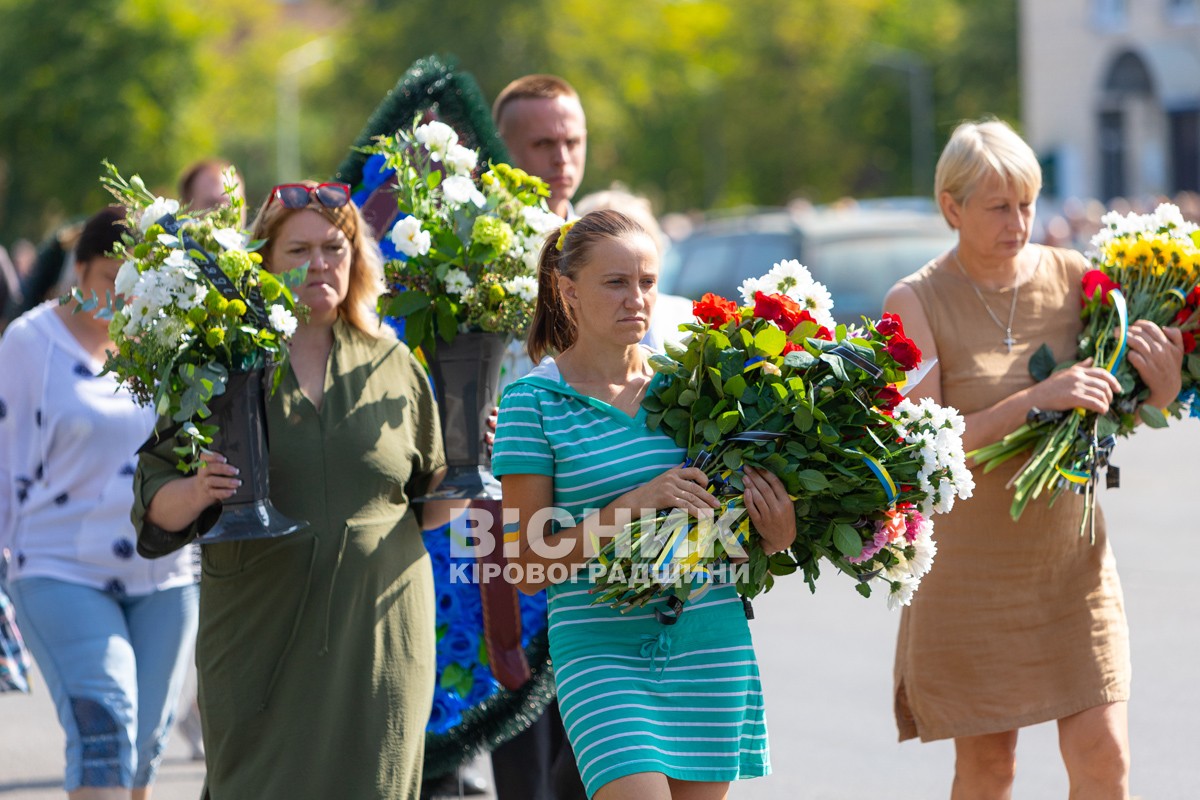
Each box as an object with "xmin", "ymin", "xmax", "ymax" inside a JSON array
[{"xmin": 490, "ymin": 700, "xmax": 587, "ymax": 800}]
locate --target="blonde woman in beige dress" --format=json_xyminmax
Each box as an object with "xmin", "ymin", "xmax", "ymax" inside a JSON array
[{"xmin": 883, "ymin": 120, "xmax": 1184, "ymax": 800}]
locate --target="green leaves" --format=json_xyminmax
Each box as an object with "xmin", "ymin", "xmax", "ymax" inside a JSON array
[
  {"xmin": 648, "ymin": 354, "xmax": 685, "ymax": 376},
  {"xmin": 795, "ymin": 469, "xmax": 831, "ymax": 493},
  {"xmin": 754, "ymin": 326, "xmax": 786, "ymax": 356},
  {"xmin": 1029, "ymin": 342, "xmax": 1058, "ymax": 382},
  {"xmin": 664, "ymin": 340, "xmax": 689, "ymax": 361},
  {"xmin": 386, "ymin": 290, "xmax": 432, "ymax": 318},
  {"xmin": 439, "ymin": 663, "xmax": 474, "ymax": 696},
  {"xmin": 664, "ymin": 408, "xmax": 691, "ymax": 429},
  {"xmin": 173, "ymin": 362, "xmax": 228, "ymax": 423},
  {"xmin": 832, "ymin": 523, "xmax": 862, "ymax": 558},
  {"xmin": 434, "ymin": 295, "xmax": 457, "ymax": 342},
  {"xmin": 723, "ymin": 374, "xmax": 747, "ymax": 398},
  {"xmin": 1138, "ymin": 404, "xmax": 1169, "ymax": 429},
  {"xmin": 717, "ymin": 410, "xmax": 740, "ymax": 434}
]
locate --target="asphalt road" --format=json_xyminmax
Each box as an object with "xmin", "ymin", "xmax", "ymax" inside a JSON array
[{"xmin": 2, "ymin": 422, "xmax": 1197, "ymax": 799}]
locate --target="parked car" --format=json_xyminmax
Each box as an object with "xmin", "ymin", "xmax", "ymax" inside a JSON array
[{"xmin": 659, "ymin": 202, "xmax": 958, "ymax": 324}]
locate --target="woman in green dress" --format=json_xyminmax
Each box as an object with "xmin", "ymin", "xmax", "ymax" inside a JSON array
[{"xmin": 133, "ymin": 182, "xmax": 446, "ymax": 799}]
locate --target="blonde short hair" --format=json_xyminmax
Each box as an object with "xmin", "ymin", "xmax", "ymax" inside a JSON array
[
  {"xmin": 935, "ymin": 119, "xmax": 1042, "ymax": 223},
  {"xmin": 250, "ymin": 182, "xmax": 387, "ymax": 338}
]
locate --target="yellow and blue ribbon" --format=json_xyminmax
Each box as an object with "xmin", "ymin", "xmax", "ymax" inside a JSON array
[
  {"xmin": 855, "ymin": 449, "xmax": 898, "ymax": 506},
  {"xmin": 1056, "ymin": 465, "xmax": 1091, "ymax": 486},
  {"xmin": 1103, "ymin": 288, "xmax": 1128, "ymax": 374}
]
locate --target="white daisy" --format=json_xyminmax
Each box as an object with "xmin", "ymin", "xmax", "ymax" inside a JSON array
[
  {"xmin": 444, "ymin": 268, "xmax": 473, "ymax": 296},
  {"xmin": 503, "ymin": 275, "xmax": 538, "ymax": 303},
  {"xmin": 443, "ymin": 144, "xmax": 478, "ymax": 176},
  {"xmin": 886, "ymin": 575, "xmax": 921, "ymax": 610},
  {"xmin": 114, "ymin": 260, "xmax": 140, "ymax": 297},
  {"xmin": 738, "ymin": 276, "xmax": 764, "ymax": 304},
  {"xmin": 765, "ymin": 259, "xmax": 815, "ymax": 294},
  {"xmin": 212, "ymin": 227, "xmax": 248, "ymax": 252}
]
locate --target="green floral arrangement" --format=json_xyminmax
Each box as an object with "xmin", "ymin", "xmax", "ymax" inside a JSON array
[
  {"xmin": 88, "ymin": 162, "xmax": 302, "ymax": 471},
  {"xmin": 361, "ymin": 117, "xmax": 564, "ymax": 354}
]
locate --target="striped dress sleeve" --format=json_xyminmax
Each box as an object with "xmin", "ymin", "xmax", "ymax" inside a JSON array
[{"xmin": 491, "ymin": 385, "xmax": 554, "ymax": 478}]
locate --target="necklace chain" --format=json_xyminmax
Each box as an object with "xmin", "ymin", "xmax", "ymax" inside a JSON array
[{"xmin": 951, "ymin": 248, "xmax": 1021, "ymax": 352}]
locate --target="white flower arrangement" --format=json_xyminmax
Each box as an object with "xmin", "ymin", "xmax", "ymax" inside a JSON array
[
  {"xmin": 892, "ymin": 397, "xmax": 975, "ymax": 516},
  {"xmin": 362, "ymin": 116, "xmax": 561, "ymax": 355},
  {"xmin": 91, "ymin": 162, "xmax": 302, "ymax": 471}
]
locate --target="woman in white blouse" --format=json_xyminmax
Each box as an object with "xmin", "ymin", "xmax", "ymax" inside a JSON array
[{"xmin": 0, "ymin": 206, "xmax": 198, "ymax": 800}]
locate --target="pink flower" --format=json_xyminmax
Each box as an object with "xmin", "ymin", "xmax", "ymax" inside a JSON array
[
  {"xmin": 848, "ymin": 509, "xmax": 911, "ymax": 564},
  {"xmin": 904, "ymin": 510, "xmax": 926, "ymax": 543},
  {"xmin": 847, "ymin": 524, "xmax": 888, "ymax": 564}
]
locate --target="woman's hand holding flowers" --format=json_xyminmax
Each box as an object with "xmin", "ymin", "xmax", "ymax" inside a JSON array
[
  {"xmin": 1030, "ymin": 358, "xmax": 1122, "ymax": 415},
  {"xmin": 742, "ymin": 466, "xmax": 795, "ymax": 556},
  {"xmin": 1126, "ymin": 321, "xmax": 1185, "ymax": 410},
  {"xmin": 631, "ymin": 467, "xmax": 721, "ymax": 518}
]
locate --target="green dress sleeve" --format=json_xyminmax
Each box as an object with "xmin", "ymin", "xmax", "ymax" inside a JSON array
[{"xmin": 131, "ymin": 422, "xmax": 220, "ymax": 558}]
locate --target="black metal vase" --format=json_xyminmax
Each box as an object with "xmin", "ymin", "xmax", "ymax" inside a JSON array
[
  {"xmin": 420, "ymin": 332, "xmax": 509, "ymax": 501},
  {"xmin": 200, "ymin": 367, "xmax": 307, "ymax": 544}
]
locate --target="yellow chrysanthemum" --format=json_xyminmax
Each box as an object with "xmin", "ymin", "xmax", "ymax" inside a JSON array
[
  {"xmin": 1183, "ymin": 252, "xmax": 1200, "ymax": 277},
  {"xmin": 1126, "ymin": 238, "xmax": 1155, "ymax": 270},
  {"xmin": 1102, "ymin": 239, "xmax": 1128, "ymax": 267}
]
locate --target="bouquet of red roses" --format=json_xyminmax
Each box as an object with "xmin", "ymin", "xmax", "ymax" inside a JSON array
[{"xmin": 587, "ymin": 261, "xmax": 973, "ymax": 615}]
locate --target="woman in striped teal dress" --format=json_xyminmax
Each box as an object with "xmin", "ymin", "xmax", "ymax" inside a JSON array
[{"xmin": 492, "ymin": 209, "xmax": 796, "ymax": 800}]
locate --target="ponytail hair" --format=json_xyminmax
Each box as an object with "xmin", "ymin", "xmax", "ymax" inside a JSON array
[{"xmin": 526, "ymin": 209, "xmax": 648, "ymax": 361}]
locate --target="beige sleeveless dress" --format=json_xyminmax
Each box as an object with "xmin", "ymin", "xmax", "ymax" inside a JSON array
[{"xmin": 893, "ymin": 244, "xmax": 1131, "ymax": 742}]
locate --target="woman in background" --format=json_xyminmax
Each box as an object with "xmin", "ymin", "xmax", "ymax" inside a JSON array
[{"xmin": 1, "ymin": 206, "xmax": 198, "ymax": 799}]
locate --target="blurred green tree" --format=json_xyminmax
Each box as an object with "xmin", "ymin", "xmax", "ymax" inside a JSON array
[
  {"xmin": 0, "ymin": 0, "xmax": 209, "ymax": 240},
  {"xmin": 0, "ymin": 0, "xmax": 1019, "ymax": 243},
  {"xmin": 318, "ymin": 0, "xmax": 1017, "ymax": 213}
]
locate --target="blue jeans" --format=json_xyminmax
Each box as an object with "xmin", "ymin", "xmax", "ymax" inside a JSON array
[{"xmin": 7, "ymin": 577, "xmax": 199, "ymax": 790}]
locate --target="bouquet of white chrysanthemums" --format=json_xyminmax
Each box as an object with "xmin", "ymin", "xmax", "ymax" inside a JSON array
[
  {"xmin": 362, "ymin": 117, "xmax": 564, "ymax": 355},
  {"xmin": 89, "ymin": 162, "xmax": 301, "ymax": 471}
]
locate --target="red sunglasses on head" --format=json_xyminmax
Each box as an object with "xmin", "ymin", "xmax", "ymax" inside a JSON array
[{"xmin": 268, "ymin": 182, "xmax": 352, "ymax": 210}]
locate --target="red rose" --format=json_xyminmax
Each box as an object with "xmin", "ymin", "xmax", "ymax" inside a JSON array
[
  {"xmin": 1188, "ymin": 286, "xmax": 1200, "ymax": 307},
  {"xmin": 885, "ymin": 334, "xmax": 922, "ymax": 370},
  {"xmin": 1184, "ymin": 331, "xmax": 1197, "ymax": 353},
  {"xmin": 754, "ymin": 291, "xmax": 806, "ymax": 333},
  {"xmin": 1081, "ymin": 270, "xmax": 1121, "ymax": 305},
  {"xmin": 874, "ymin": 385, "xmax": 903, "ymax": 411},
  {"xmin": 876, "ymin": 312, "xmax": 905, "ymax": 338},
  {"xmin": 693, "ymin": 292, "xmax": 739, "ymax": 327},
  {"xmin": 781, "ymin": 341, "xmax": 804, "ymax": 355}
]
